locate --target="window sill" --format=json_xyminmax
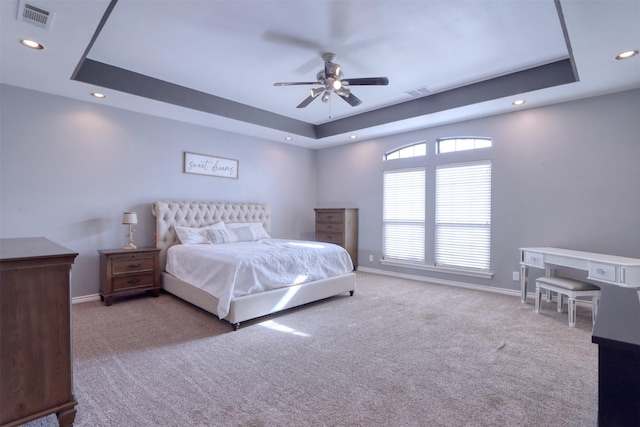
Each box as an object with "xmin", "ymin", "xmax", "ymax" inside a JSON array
[{"xmin": 379, "ymin": 259, "xmax": 494, "ymax": 279}]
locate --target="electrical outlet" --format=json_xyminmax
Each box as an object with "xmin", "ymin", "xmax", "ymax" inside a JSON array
[
  {"xmin": 512, "ymin": 271, "xmax": 520, "ymax": 281},
  {"xmin": 369, "ymin": 254, "xmax": 374, "ymax": 262}
]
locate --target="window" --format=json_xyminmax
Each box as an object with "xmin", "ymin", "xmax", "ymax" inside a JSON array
[
  {"xmin": 435, "ymin": 161, "xmax": 491, "ymax": 270},
  {"xmin": 383, "ymin": 168, "xmax": 426, "ymax": 262},
  {"xmin": 384, "ymin": 142, "xmax": 426, "ymax": 160},
  {"xmin": 437, "ymin": 137, "xmax": 491, "ymax": 154}
]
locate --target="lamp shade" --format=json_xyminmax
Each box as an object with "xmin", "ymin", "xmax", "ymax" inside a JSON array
[{"xmin": 122, "ymin": 212, "xmax": 138, "ymax": 225}]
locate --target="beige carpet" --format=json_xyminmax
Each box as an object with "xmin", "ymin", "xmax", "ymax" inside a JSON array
[{"xmin": 25, "ymin": 272, "xmax": 597, "ymax": 426}]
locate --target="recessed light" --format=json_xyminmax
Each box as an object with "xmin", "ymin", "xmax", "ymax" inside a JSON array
[
  {"xmin": 284, "ymin": 137, "xmax": 293, "ymax": 141},
  {"xmin": 512, "ymin": 99, "xmax": 526, "ymax": 106},
  {"xmin": 349, "ymin": 135, "xmax": 357, "ymax": 139},
  {"xmin": 20, "ymin": 39, "xmax": 44, "ymax": 50},
  {"xmin": 615, "ymin": 50, "xmax": 638, "ymax": 60},
  {"xmin": 91, "ymin": 92, "xmax": 106, "ymax": 98}
]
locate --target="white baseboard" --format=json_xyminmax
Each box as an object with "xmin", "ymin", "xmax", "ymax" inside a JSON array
[
  {"xmin": 72, "ymin": 294, "xmax": 100, "ymax": 304},
  {"xmin": 356, "ymin": 266, "xmax": 593, "ymax": 307}
]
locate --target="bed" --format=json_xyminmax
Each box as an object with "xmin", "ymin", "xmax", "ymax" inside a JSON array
[{"xmin": 152, "ymin": 201, "xmax": 356, "ymax": 330}]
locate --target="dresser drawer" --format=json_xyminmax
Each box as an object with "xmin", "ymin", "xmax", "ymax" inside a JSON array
[
  {"xmin": 317, "ymin": 232, "xmax": 344, "ymax": 245},
  {"xmin": 316, "ymin": 222, "xmax": 344, "ymax": 232},
  {"xmin": 112, "ymin": 255, "xmax": 155, "ymax": 274},
  {"xmin": 589, "ymin": 262, "xmax": 617, "ymax": 282},
  {"xmin": 316, "ymin": 211, "xmax": 345, "ymax": 223},
  {"xmin": 112, "ymin": 272, "xmax": 156, "ymax": 291}
]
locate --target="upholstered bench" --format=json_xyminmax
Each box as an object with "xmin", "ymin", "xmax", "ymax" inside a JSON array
[{"xmin": 534, "ymin": 276, "xmax": 601, "ymax": 327}]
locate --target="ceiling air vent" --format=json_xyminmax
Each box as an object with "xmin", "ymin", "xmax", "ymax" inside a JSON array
[
  {"xmin": 17, "ymin": 1, "xmax": 54, "ymax": 30},
  {"xmin": 404, "ymin": 86, "xmax": 434, "ymax": 98}
]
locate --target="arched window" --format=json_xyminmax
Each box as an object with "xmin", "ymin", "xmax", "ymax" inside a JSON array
[
  {"xmin": 384, "ymin": 141, "xmax": 426, "ymax": 160},
  {"xmin": 436, "ymin": 137, "xmax": 491, "ymax": 153}
]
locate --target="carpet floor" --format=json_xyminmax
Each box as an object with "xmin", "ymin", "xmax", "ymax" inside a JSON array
[{"xmin": 24, "ymin": 271, "xmax": 597, "ymax": 426}]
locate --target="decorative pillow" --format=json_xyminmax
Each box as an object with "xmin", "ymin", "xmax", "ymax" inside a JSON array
[
  {"xmin": 206, "ymin": 228, "xmax": 239, "ymax": 244},
  {"xmin": 206, "ymin": 225, "xmax": 266, "ymax": 244},
  {"xmin": 225, "ymin": 222, "xmax": 270, "ymax": 240},
  {"xmin": 231, "ymin": 226, "xmax": 256, "ymax": 242},
  {"xmin": 174, "ymin": 222, "xmax": 225, "ymax": 244}
]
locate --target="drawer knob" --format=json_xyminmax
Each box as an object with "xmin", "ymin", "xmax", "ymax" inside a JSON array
[
  {"xmin": 327, "ymin": 215, "xmax": 333, "ymax": 219},
  {"xmin": 326, "ymin": 225, "xmax": 333, "ymax": 229},
  {"xmin": 127, "ymin": 263, "xmax": 141, "ymax": 268},
  {"xmin": 128, "ymin": 278, "xmax": 141, "ymax": 284},
  {"xmin": 596, "ymin": 268, "xmax": 605, "ymax": 275}
]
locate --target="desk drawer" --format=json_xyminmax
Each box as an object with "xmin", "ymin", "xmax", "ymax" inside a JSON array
[
  {"xmin": 523, "ymin": 251, "xmax": 544, "ymax": 268},
  {"xmin": 589, "ymin": 262, "xmax": 617, "ymax": 282}
]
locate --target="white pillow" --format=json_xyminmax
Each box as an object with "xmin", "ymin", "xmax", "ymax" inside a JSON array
[
  {"xmin": 207, "ymin": 225, "xmax": 266, "ymax": 244},
  {"xmin": 225, "ymin": 222, "xmax": 270, "ymax": 240},
  {"xmin": 206, "ymin": 228, "xmax": 238, "ymax": 244},
  {"xmin": 174, "ymin": 222, "xmax": 225, "ymax": 244}
]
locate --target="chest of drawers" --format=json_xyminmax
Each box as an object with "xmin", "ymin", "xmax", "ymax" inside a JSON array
[
  {"xmin": 98, "ymin": 247, "xmax": 160, "ymax": 306},
  {"xmin": 1, "ymin": 237, "xmax": 78, "ymax": 427},
  {"xmin": 315, "ymin": 208, "xmax": 358, "ymax": 268}
]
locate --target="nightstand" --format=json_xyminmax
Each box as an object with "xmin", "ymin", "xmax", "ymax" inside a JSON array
[{"xmin": 98, "ymin": 247, "xmax": 160, "ymax": 306}]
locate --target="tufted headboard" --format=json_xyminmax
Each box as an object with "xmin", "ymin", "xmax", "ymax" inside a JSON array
[{"xmin": 151, "ymin": 201, "xmax": 270, "ymax": 270}]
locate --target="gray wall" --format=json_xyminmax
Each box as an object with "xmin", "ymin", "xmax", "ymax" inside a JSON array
[
  {"xmin": 316, "ymin": 89, "xmax": 640, "ymax": 292},
  {"xmin": 2, "ymin": 84, "xmax": 639, "ymax": 299},
  {"xmin": 0, "ymin": 84, "xmax": 317, "ymax": 297}
]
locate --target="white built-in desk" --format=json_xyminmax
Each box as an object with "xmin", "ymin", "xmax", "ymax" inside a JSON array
[{"xmin": 519, "ymin": 247, "xmax": 640, "ymax": 426}]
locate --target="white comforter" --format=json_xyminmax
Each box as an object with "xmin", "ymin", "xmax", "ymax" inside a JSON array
[{"xmin": 165, "ymin": 239, "xmax": 354, "ymax": 319}]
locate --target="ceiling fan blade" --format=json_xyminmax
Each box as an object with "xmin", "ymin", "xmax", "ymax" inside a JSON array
[
  {"xmin": 274, "ymin": 81, "xmax": 320, "ymax": 86},
  {"xmin": 296, "ymin": 94, "xmax": 319, "ymax": 109},
  {"xmin": 338, "ymin": 92, "xmax": 363, "ymax": 107},
  {"xmin": 342, "ymin": 77, "xmax": 389, "ymax": 86},
  {"xmin": 263, "ymin": 31, "xmax": 324, "ymax": 52}
]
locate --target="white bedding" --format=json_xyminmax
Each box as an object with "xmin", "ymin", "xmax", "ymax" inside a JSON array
[{"xmin": 165, "ymin": 239, "xmax": 354, "ymax": 319}]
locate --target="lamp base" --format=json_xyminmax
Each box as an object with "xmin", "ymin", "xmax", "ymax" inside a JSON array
[{"xmin": 124, "ymin": 243, "xmax": 137, "ymax": 250}]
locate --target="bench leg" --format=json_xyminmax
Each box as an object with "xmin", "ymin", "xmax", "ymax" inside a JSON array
[
  {"xmin": 592, "ymin": 295, "xmax": 600, "ymax": 324},
  {"xmin": 568, "ymin": 297, "xmax": 577, "ymax": 327},
  {"xmin": 557, "ymin": 293, "xmax": 564, "ymax": 313}
]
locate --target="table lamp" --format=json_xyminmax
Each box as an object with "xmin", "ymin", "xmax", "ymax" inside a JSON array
[{"xmin": 122, "ymin": 212, "xmax": 138, "ymax": 250}]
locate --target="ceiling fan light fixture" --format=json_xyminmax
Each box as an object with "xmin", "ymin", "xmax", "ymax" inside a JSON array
[
  {"xmin": 337, "ymin": 87, "xmax": 350, "ymax": 97},
  {"xmin": 310, "ymin": 87, "xmax": 324, "ymax": 97},
  {"xmin": 321, "ymin": 91, "xmax": 331, "ymax": 103},
  {"xmin": 332, "ymin": 79, "xmax": 342, "ymax": 90}
]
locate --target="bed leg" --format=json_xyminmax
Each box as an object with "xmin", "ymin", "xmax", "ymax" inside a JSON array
[
  {"xmin": 232, "ymin": 322, "xmax": 240, "ymax": 331},
  {"xmin": 349, "ymin": 290, "xmax": 355, "ymax": 296}
]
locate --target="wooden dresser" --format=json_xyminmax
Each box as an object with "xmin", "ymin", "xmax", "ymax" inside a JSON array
[
  {"xmin": 0, "ymin": 237, "xmax": 78, "ymax": 427},
  {"xmin": 314, "ymin": 208, "xmax": 358, "ymax": 268}
]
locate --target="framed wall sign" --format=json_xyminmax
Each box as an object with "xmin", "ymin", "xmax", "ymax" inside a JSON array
[{"xmin": 183, "ymin": 152, "xmax": 238, "ymax": 179}]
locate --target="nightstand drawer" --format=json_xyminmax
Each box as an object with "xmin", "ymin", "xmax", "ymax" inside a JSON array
[
  {"xmin": 316, "ymin": 211, "xmax": 345, "ymax": 223},
  {"xmin": 317, "ymin": 232, "xmax": 344, "ymax": 245},
  {"xmin": 112, "ymin": 273, "xmax": 156, "ymax": 291},
  {"xmin": 316, "ymin": 222, "xmax": 344, "ymax": 232},
  {"xmin": 112, "ymin": 256, "xmax": 155, "ymax": 274}
]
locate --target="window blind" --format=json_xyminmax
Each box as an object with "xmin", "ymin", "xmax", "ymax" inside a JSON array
[
  {"xmin": 435, "ymin": 161, "xmax": 491, "ymax": 270},
  {"xmin": 383, "ymin": 168, "xmax": 426, "ymax": 262}
]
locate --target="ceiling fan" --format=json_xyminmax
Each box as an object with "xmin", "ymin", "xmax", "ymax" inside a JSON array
[{"xmin": 274, "ymin": 53, "xmax": 389, "ymax": 109}]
